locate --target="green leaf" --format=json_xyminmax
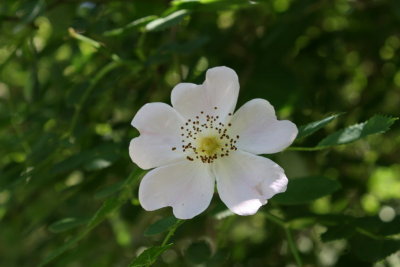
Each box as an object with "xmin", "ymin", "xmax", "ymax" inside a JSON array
[
  {"xmin": 185, "ymin": 240, "xmax": 212, "ymax": 264},
  {"xmin": 273, "ymin": 176, "xmax": 341, "ymax": 205},
  {"xmin": 144, "ymin": 216, "xmax": 179, "ymax": 236},
  {"xmin": 318, "ymin": 115, "xmax": 398, "ymax": 147},
  {"xmin": 51, "ymin": 143, "xmax": 120, "ymax": 174},
  {"xmin": 171, "ymin": 0, "xmax": 254, "ymax": 11},
  {"xmin": 14, "ymin": 0, "xmax": 45, "ymax": 32},
  {"xmin": 350, "ymin": 233, "xmax": 400, "ymax": 262},
  {"xmin": 87, "ymin": 197, "xmax": 123, "ymax": 229},
  {"xmin": 321, "ymin": 223, "xmax": 355, "ymax": 242},
  {"xmin": 320, "ymin": 215, "xmax": 400, "ymax": 243},
  {"xmin": 103, "ymin": 15, "xmax": 157, "ymax": 36},
  {"xmin": 48, "ymin": 217, "xmax": 89, "ymax": 233},
  {"xmin": 39, "ymin": 235, "xmax": 83, "ymax": 267},
  {"xmin": 354, "ymin": 216, "xmax": 400, "ymax": 236},
  {"xmin": 40, "ymin": 170, "xmax": 140, "ymax": 266},
  {"xmin": 145, "ymin": 10, "xmax": 190, "ymax": 32},
  {"xmin": 40, "ymin": 198, "xmax": 125, "ymax": 266},
  {"xmin": 297, "ymin": 113, "xmax": 342, "ymax": 139},
  {"xmin": 84, "ymin": 158, "xmax": 112, "ymax": 171},
  {"xmin": 128, "ymin": 244, "xmax": 173, "ymax": 267},
  {"xmin": 68, "ymin": 27, "xmax": 102, "ymax": 49},
  {"xmin": 94, "ymin": 181, "xmax": 125, "ymax": 199}
]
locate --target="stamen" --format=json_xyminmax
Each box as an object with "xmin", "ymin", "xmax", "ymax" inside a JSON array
[{"xmin": 172, "ymin": 109, "xmax": 240, "ymax": 163}]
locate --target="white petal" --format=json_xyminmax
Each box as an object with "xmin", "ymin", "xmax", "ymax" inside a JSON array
[
  {"xmin": 171, "ymin": 66, "xmax": 239, "ymax": 120},
  {"xmin": 230, "ymin": 99, "xmax": 298, "ymax": 154},
  {"xmin": 130, "ymin": 103, "xmax": 185, "ymax": 169},
  {"xmin": 139, "ymin": 161, "xmax": 215, "ymax": 219},
  {"xmin": 214, "ymin": 150, "xmax": 288, "ymax": 216}
]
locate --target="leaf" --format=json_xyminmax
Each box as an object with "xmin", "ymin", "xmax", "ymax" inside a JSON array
[
  {"xmin": 273, "ymin": 176, "xmax": 341, "ymax": 205},
  {"xmin": 171, "ymin": 0, "xmax": 254, "ymax": 11},
  {"xmin": 84, "ymin": 158, "xmax": 112, "ymax": 171},
  {"xmin": 40, "ymin": 170, "xmax": 140, "ymax": 266},
  {"xmin": 321, "ymin": 223, "xmax": 355, "ymax": 242},
  {"xmin": 319, "ymin": 214, "xmax": 400, "ymax": 244},
  {"xmin": 144, "ymin": 216, "xmax": 179, "ymax": 236},
  {"xmin": 350, "ymin": 233, "xmax": 400, "ymax": 262},
  {"xmin": 162, "ymin": 37, "xmax": 209, "ymax": 54},
  {"xmin": 297, "ymin": 113, "xmax": 342, "ymax": 139},
  {"xmin": 145, "ymin": 10, "xmax": 190, "ymax": 32},
  {"xmin": 39, "ymin": 235, "xmax": 83, "ymax": 267},
  {"xmin": 354, "ymin": 216, "xmax": 400, "ymax": 236},
  {"xmin": 13, "ymin": 0, "xmax": 45, "ymax": 32},
  {"xmin": 318, "ymin": 115, "xmax": 398, "ymax": 147},
  {"xmin": 185, "ymin": 241, "xmax": 212, "ymax": 264},
  {"xmin": 51, "ymin": 143, "xmax": 120, "ymax": 174},
  {"xmin": 68, "ymin": 27, "xmax": 102, "ymax": 49},
  {"xmin": 94, "ymin": 181, "xmax": 125, "ymax": 199},
  {"xmin": 40, "ymin": 198, "xmax": 125, "ymax": 266},
  {"xmin": 128, "ymin": 244, "xmax": 172, "ymax": 267},
  {"xmin": 103, "ymin": 15, "xmax": 157, "ymax": 36},
  {"xmin": 48, "ymin": 217, "xmax": 89, "ymax": 233},
  {"xmin": 87, "ymin": 197, "xmax": 123, "ymax": 229}
]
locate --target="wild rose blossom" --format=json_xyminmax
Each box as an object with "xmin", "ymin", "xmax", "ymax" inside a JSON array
[{"xmin": 129, "ymin": 66, "xmax": 298, "ymax": 219}]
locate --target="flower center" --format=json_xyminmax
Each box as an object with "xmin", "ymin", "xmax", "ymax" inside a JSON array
[
  {"xmin": 171, "ymin": 107, "xmax": 239, "ymax": 164},
  {"xmin": 197, "ymin": 136, "xmax": 221, "ymax": 156}
]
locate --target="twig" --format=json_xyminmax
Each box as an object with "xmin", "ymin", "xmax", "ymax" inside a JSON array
[{"xmin": 265, "ymin": 212, "xmax": 303, "ymax": 267}]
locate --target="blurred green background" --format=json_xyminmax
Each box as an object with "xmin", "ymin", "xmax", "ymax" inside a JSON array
[{"xmin": 0, "ymin": 0, "xmax": 399, "ymax": 266}]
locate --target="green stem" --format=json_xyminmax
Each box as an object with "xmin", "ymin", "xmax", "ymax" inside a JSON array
[
  {"xmin": 265, "ymin": 212, "xmax": 303, "ymax": 267},
  {"xmin": 161, "ymin": 219, "xmax": 184, "ymax": 246},
  {"xmin": 142, "ymin": 219, "xmax": 183, "ymax": 267},
  {"xmin": 284, "ymin": 227, "xmax": 303, "ymax": 267},
  {"xmin": 68, "ymin": 61, "xmax": 123, "ymax": 137}
]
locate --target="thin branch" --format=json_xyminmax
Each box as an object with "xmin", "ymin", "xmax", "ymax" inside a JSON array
[{"xmin": 265, "ymin": 212, "xmax": 303, "ymax": 267}]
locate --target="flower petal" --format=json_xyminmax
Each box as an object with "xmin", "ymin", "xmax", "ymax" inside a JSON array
[
  {"xmin": 171, "ymin": 66, "xmax": 239, "ymax": 120},
  {"xmin": 214, "ymin": 150, "xmax": 288, "ymax": 216},
  {"xmin": 130, "ymin": 103, "xmax": 185, "ymax": 169},
  {"xmin": 230, "ymin": 99, "xmax": 298, "ymax": 154},
  {"xmin": 139, "ymin": 161, "xmax": 215, "ymax": 219}
]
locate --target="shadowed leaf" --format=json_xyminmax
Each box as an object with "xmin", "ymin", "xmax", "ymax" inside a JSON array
[
  {"xmin": 273, "ymin": 176, "xmax": 341, "ymax": 205},
  {"xmin": 144, "ymin": 216, "xmax": 179, "ymax": 236},
  {"xmin": 128, "ymin": 244, "xmax": 173, "ymax": 267}
]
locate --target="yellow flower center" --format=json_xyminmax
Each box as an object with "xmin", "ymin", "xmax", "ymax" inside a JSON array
[
  {"xmin": 170, "ymin": 107, "xmax": 240, "ymax": 163},
  {"xmin": 197, "ymin": 136, "xmax": 221, "ymax": 156}
]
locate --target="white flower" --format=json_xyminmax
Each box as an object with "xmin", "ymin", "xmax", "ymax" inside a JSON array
[{"xmin": 129, "ymin": 66, "xmax": 298, "ymax": 219}]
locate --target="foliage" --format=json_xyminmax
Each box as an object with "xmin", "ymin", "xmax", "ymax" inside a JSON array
[{"xmin": 0, "ymin": 0, "xmax": 399, "ymax": 266}]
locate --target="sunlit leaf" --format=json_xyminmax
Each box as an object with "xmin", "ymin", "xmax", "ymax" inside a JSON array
[
  {"xmin": 68, "ymin": 28, "xmax": 102, "ymax": 49},
  {"xmin": 318, "ymin": 115, "xmax": 398, "ymax": 147},
  {"xmin": 145, "ymin": 10, "xmax": 190, "ymax": 32},
  {"xmin": 297, "ymin": 113, "xmax": 342, "ymax": 139},
  {"xmin": 103, "ymin": 16, "xmax": 157, "ymax": 36},
  {"xmin": 273, "ymin": 176, "xmax": 341, "ymax": 205},
  {"xmin": 171, "ymin": 0, "xmax": 254, "ymax": 11}
]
